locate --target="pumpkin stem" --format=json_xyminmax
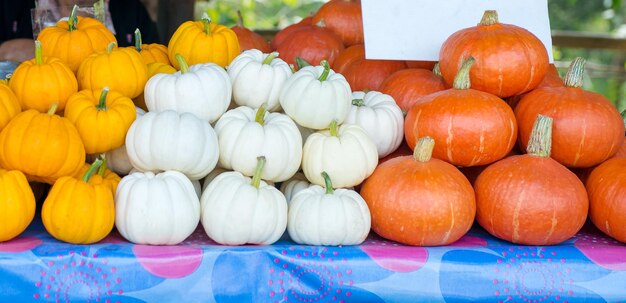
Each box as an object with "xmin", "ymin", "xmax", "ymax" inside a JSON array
[
  {"xmin": 236, "ymin": 10, "xmax": 244, "ymax": 27},
  {"xmin": 251, "ymin": 156, "xmax": 266, "ymax": 189},
  {"xmin": 479, "ymin": 10, "xmax": 499, "ymax": 26},
  {"xmin": 321, "ymin": 171, "xmax": 334, "ymax": 195},
  {"xmin": 352, "ymin": 98, "xmax": 365, "ymax": 107},
  {"xmin": 202, "ymin": 13, "xmax": 212, "ymax": 35},
  {"xmin": 433, "ymin": 63, "xmax": 442, "ymax": 77},
  {"xmin": 34, "ymin": 40, "xmax": 43, "ymax": 65},
  {"xmin": 563, "ymin": 57, "xmax": 586, "ymax": 88},
  {"xmin": 412, "ymin": 136, "xmax": 435, "ymax": 162},
  {"xmin": 68, "ymin": 5, "xmax": 79, "ymax": 31},
  {"xmin": 98, "ymin": 154, "xmax": 107, "ymax": 176},
  {"xmin": 82, "ymin": 158, "xmax": 104, "ymax": 183},
  {"xmin": 255, "ymin": 104, "xmax": 267, "ymax": 126},
  {"xmin": 452, "ymin": 56, "xmax": 475, "ymax": 90},
  {"xmin": 97, "ymin": 87, "xmax": 109, "ymax": 111},
  {"xmin": 47, "ymin": 103, "xmax": 59, "ymax": 115},
  {"xmin": 263, "ymin": 52, "xmax": 279, "ymax": 65},
  {"xmin": 329, "ymin": 120, "xmax": 339, "ymax": 137},
  {"xmin": 175, "ymin": 54, "xmax": 189, "ymax": 74},
  {"xmin": 296, "ymin": 57, "xmax": 311, "ymax": 70},
  {"xmin": 526, "ymin": 115, "xmax": 553, "ymax": 158},
  {"xmin": 134, "ymin": 28, "xmax": 143, "ymax": 52},
  {"xmin": 106, "ymin": 42, "xmax": 116, "ymax": 54},
  {"xmin": 289, "ymin": 64, "xmax": 296, "ymax": 73},
  {"xmin": 318, "ymin": 60, "xmax": 331, "ymax": 81}
]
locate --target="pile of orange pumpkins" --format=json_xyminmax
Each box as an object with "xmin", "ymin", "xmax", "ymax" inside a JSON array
[{"xmin": 0, "ymin": 1, "xmax": 624, "ymax": 249}]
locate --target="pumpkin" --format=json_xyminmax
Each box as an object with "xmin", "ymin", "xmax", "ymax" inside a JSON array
[
  {"xmin": 475, "ymin": 115, "xmax": 588, "ymax": 245},
  {"xmin": 0, "ymin": 83, "xmax": 21, "ymax": 131},
  {"xmin": 0, "ymin": 169, "xmax": 36, "ymax": 242},
  {"xmin": 130, "ymin": 28, "xmax": 170, "ymax": 65},
  {"xmin": 586, "ymin": 157, "xmax": 626, "ymax": 242},
  {"xmin": 38, "ymin": 5, "xmax": 117, "ymax": 73},
  {"xmin": 227, "ymin": 50, "xmax": 292, "ymax": 111},
  {"xmin": 73, "ymin": 157, "xmax": 121, "ymax": 195},
  {"xmin": 144, "ymin": 54, "xmax": 231, "ymax": 123},
  {"xmin": 360, "ymin": 136, "xmax": 476, "ymax": 246},
  {"xmin": 439, "ymin": 10, "xmax": 549, "ymax": 98},
  {"xmin": 271, "ymin": 15, "xmax": 312, "ymax": 50},
  {"xmin": 279, "ymin": 60, "xmax": 351, "ymax": 129},
  {"xmin": 302, "ymin": 121, "xmax": 378, "ymax": 188},
  {"xmin": 64, "ymin": 87, "xmax": 136, "ymax": 154},
  {"xmin": 404, "ymin": 57, "xmax": 517, "ymax": 167},
  {"xmin": 515, "ymin": 58, "xmax": 625, "ymax": 168},
  {"xmin": 312, "ymin": 0, "xmax": 363, "ymax": 46},
  {"xmin": 345, "ymin": 91, "xmax": 404, "ymax": 158},
  {"xmin": 614, "ymin": 111, "xmax": 626, "ymax": 158},
  {"xmin": 279, "ymin": 172, "xmax": 311, "ymax": 204},
  {"xmin": 0, "ymin": 104, "xmax": 85, "ymax": 184},
  {"xmin": 379, "ymin": 67, "xmax": 447, "ymax": 114},
  {"xmin": 506, "ymin": 63, "xmax": 563, "ymax": 109},
  {"xmin": 167, "ymin": 14, "xmax": 240, "ymax": 69},
  {"xmin": 200, "ymin": 156, "xmax": 288, "ymax": 245},
  {"xmin": 42, "ymin": 159, "xmax": 115, "ymax": 244},
  {"xmin": 231, "ymin": 11, "xmax": 271, "ymax": 53},
  {"xmin": 104, "ymin": 106, "xmax": 146, "ymax": 175},
  {"xmin": 77, "ymin": 42, "xmax": 148, "ymax": 99},
  {"xmin": 125, "ymin": 110, "xmax": 219, "ymax": 180},
  {"xmin": 332, "ymin": 43, "xmax": 365, "ymax": 74},
  {"xmin": 115, "ymin": 170, "xmax": 200, "ymax": 245},
  {"xmin": 9, "ymin": 41, "xmax": 77, "ymax": 113},
  {"xmin": 133, "ymin": 62, "xmax": 177, "ymax": 112},
  {"xmin": 275, "ymin": 22, "xmax": 344, "ymax": 67},
  {"xmin": 334, "ymin": 44, "xmax": 406, "ymax": 91},
  {"xmin": 200, "ymin": 167, "xmax": 228, "ymax": 192},
  {"xmin": 214, "ymin": 105, "xmax": 302, "ymax": 182},
  {"xmin": 288, "ymin": 171, "xmax": 370, "ymax": 246}
]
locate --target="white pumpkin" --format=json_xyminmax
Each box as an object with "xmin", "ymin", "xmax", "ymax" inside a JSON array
[
  {"xmin": 144, "ymin": 54, "xmax": 231, "ymax": 123},
  {"xmin": 105, "ymin": 106, "xmax": 146, "ymax": 175},
  {"xmin": 201, "ymin": 167, "xmax": 229, "ymax": 192},
  {"xmin": 288, "ymin": 172, "xmax": 371, "ymax": 246},
  {"xmin": 279, "ymin": 172, "xmax": 311, "ymax": 204},
  {"xmin": 125, "ymin": 110, "xmax": 219, "ymax": 180},
  {"xmin": 201, "ymin": 156, "xmax": 288, "ymax": 245},
  {"xmin": 115, "ymin": 171, "xmax": 200, "ymax": 245},
  {"xmin": 279, "ymin": 60, "xmax": 351, "ymax": 129},
  {"xmin": 214, "ymin": 105, "xmax": 302, "ymax": 182},
  {"xmin": 346, "ymin": 91, "xmax": 404, "ymax": 158},
  {"xmin": 227, "ymin": 50, "xmax": 292, "ymax": 111},
  {"xmin": 302, "ymin": 121, "xmax": 378, "ymax": 188}
]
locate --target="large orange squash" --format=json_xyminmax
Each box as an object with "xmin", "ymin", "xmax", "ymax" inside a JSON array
[
  {"xmin": 0, "ymin": 83, "xmax": 21, "ymax": 131},
  {"xmin": 0, "ymin": 169, "xmax": 36, "ymax": 242},
  {"xmin": 586, "ymin": 157, "xmax": 626, "ymax": 242},
  {"xmin": 379, "ymin": 67, "xmax": 447, "ymax": 113},
  {"xmin": 312, "ymin": 0, "xmax": 363, "ymax": 46}
]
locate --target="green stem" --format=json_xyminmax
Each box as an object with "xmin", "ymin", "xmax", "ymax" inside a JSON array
[
  {"xmin": 34, "ymin": 40, "xmax": 43, "ymax": 65},
  {"xmin": 526, "ymin": 115, "xmax": 553, "ymax": 158},
  {"xmin": 236, "ymin": 10, "xmax": 244, "ymax": 27},
  {"xmin": 296, "ymin": 57, "xmax": 311, "ymax": 70},
  {"xmin": 563, "ymin": 57, "xmax": 586, "ymax": 88},
  {"xmin": 176, "ymin": 54, "xmax": 189, "ymax": 73},
  {"xmin": 318, "ymin": 60, "xmax": 331, "ymax": 81},
  {"xmin": 329, "ymin": 120, "xmax": 339, "ymax": 137},
  {"xmin": 321, "ymin": 172, "xmax": 334, "ymax": 194},
  {"xmin": 202, "ymin": 13, "xmax": 212, "ymax": 35},
  {"xmin": 263, "ymin": 52, "xmax": 279, "ymax": 65},
  {"xmin": 412, "ymin": 137, "xmax": 435, "ymax": 162},
  {"xmin": 98, "ymin": 154, "xmax": 107, "ymax": 176},
  {"xmin": 452, "ymin": 56, "xmax": 475, "ymax": 90},
  {"xmin": 96, "ymin": 87, "xmax": 109, "ymax": 111},
  {"xmin": 134, "ymin": 28, "xmax": 142, "ymax": 52},
  {"xmin": 352, "ymin": 98, "xmax": 365, "ymax": 107},
  {"xmin": 479, "ymin": 10, "xmax": 499, "ymax": 26},
  {"xmin": 251, "ymin": 156, "xmax": 266, "ymax": 188},
  {"xmin": 82, "ymin": 159, "xmax": 104, "ymax": 183},
  {"xmin": 106, "ymin": 42, "xmax": 116, "ymax": 54},
  {"xmin": 47, "ymin": 103, "xmax": 58, "ymax": 115},
  {"xmin": 255, "ymin": 104, "xmax": 267, "ymax": 126},
  {"xmin": 68, "ymin": 5, "xmax": 79, "ymax": 31}
]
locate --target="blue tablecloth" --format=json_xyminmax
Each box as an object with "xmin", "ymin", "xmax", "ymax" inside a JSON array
[{"xmin": 1, "ymin": 219, "xmax": 625, "ymax": 303}]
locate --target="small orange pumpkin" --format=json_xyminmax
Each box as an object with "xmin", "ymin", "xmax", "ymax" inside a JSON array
[
  {"xmin": 130, "ymin": 28, "xmax": 170, "ymax": 65},
  {"xmin": 0, "ymin": 83, "xmax": 21, "ymax": 131},
  {"xmin": 379, "ymin": 66, "xmax": 447, "ymax": 113},
  {"xmin": 0, "ymin": 169, "xmax": 36, "ymax": 242},
  {"xmin": 133, "ymin": 62, "xmax": 177, "ymax": 111},
  {"xmin": 586, "ymin": 157, "xmax": 626, "ymax": 243}
]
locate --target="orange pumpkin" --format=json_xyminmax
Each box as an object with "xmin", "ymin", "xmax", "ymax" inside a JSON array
[
  {"xmin": 0, "ymin": 169, "xmax": 36, "ymax": 242},
  {"xmin": 0, "ymin": 104, "xmax": 85, "ymax": 184},
  {"xmin": 276, "ymin": 22, "xmax": 344, "ymax": 67},
  {"xmin": 168, "ymin": 14, "xmax": 240, "ymax": 69},
  {"xmin": 312, "ymin": 0, "xmax": 363, "ymax": 46},
  {"xmin": 133, "ymin": 62, "xmax": 177, "ymax": 111},
  {"xmin": 38, "ymin": 6, "xmax": 117, "ymax": 73},
  {"xmin": 379, "ymin": 67, "xmax": 447, "ymax": 113},
  {"xmin": 271, "ymin": 15, "xmax": 312, "ymax": 51},
  {"xmin": 439, "ymin": 10, "xmax": 549, "ymax": 98},
  {"xmin": 335, "ymin": 44, "xmax": 406, "ymax": 91},
  {"xmin": 42, "ymin": 159, "xmax": 115, "ymax": 244},
  {"xmin": 130, "ymin": 29, "xmax": 170, "ymax": 65},
  {"xmin": 0, "ymin": 83, "xmax": 21, "ymax": 131},
  {"xmin": 77, "ymin": 42, "xmax": 148, "ymax": 99},
  {"xmin": 475, "ymin": 115, "xmax": 589, "ymax": 245},
  {"xmin": 586, "ymin": 157, "xmax": 626, "ymax": 242},
  {"xmin": 615, "ymin": 111, "xmax": 626, "ymax": 158},
  {"xmin": 64, "ymin": 87, "xmax": 136, "ymax": 154},
  {"xmin": 360, "ymin": 137, "xmax": 476, "ymax": 246},
  {"xmin": 506, "ymin": 63, "xmax": 562, "ymax": 109},
  {"xmin": 231, "ymin": 11, "xmax": 271, "ymax": 53},
  {"xmin": 9, "ymin": 41, "xmax": 77, "ymax": 113}
]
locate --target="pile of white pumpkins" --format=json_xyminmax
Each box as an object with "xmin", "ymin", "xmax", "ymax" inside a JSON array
[{"xmin": 111, "ymin": 49, "xmax": 404, "ymax": 247}]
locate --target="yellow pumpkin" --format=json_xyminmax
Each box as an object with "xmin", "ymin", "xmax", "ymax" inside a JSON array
[
  {"xmin": 130, "ymin": 29, "xmax": 170, "ymax": 65},
  {"xmin": 0, "ymin": 169, "xmax": 36, "ymax": 242},
  {"xmin": 133, "ymin": 62, "xmax": 177, "ymax": 111},
  {"xmin": 42, "ymin": 159, "xmax": 115, "ymax": 244},
  {"xmin": 0, "ymin": 104, "xmax": 85, "ymax": 184},
  {"xmin": 73, "ymin": 158, "xmax": 121, "ymax": 195},
  {"xmin": 64, "ymin": 87, "xmax": 136, "ymax": 154},
  {"xmin": 77, "ymin": 42, "xmax": 148, "ymax": 99},
  {"xmin": 38, "ymin": 6, "xmax": 117, "ymax": 74},
  {"xmin": 0, "ymin": 83, "xmax": 21, "ymax": 131},
  {"xmin": 167, "ymin": 14, "xmax": 240, "ymax": 69}
]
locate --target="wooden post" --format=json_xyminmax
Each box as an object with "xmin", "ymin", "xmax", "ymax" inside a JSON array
[{"xmin": 157, "ymin": 0, "xmax": 195, "ymax": 43}]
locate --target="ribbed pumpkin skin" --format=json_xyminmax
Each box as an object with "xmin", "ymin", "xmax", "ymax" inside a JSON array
[
  {"xmin": 137, "ymin": 43, "xmax": 170, "ymax": 65},
  {"xmin": 475, "ymin": 155, "xmax": 588, "ymax": 245},
  {"xmin": 0, "ymin": 83, "xmax": 21, "ymax": 131},
  {"xmin": 312, "ymin": 0, "xmax": 363, "ymax": 46},
  {"xmin": 276, "ymin": 26, "xmax": 344, "ymax": 67},
  {"xmin": 0, "ymin": 169, "xmax": 36, "ymax": 242},
  {"xmin": 167, "ymin": 20, "xmax": 240, "ymax": 69},
  {"xmin": 0, "ymin": 110, "xmax": 85, "ymax": 184},
  {"xmin": 379, "ymin": 68, "xmax": 447, "ymax": 113},
  {"xmin": 360, "ymin": 155, "xmax": 476, "ymax": 246},
  {"xmin": 133, "ymin": 62, "xmax": 177, "ymax": 111},
  {"xmin": 271, "ymin": 16, "xmax": 312, "ymax": 50},
  {"xmin": 586, "ymin": 158, "xmax": 626, "ymax": 242},
  {"xmin": 42, "ymin": 176, "xmax": 114, "ymax": 244},
  {"xmin": 38, "ymin": 16, "xmax": 117, "ymax": 73},
  {"xmin": 332, "ymin": 43, "xmax": 364, "ymax": 74}
]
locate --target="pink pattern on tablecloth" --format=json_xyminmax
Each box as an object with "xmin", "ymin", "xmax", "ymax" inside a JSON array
[
  {"xmin": 360, "ymin": 237, "xmax": 428, "ymax": 273},
  {"xmin": 574, "ymin": 229, "xmax": 626, "ymax": 271},
  {"xmin": 448, "ymin": 235, "xmax": 488, "ymax": 247},
  {"xmin": 133, "ymin": 245, "xmax": 203, "ymax": 278},
  {"xmin": 0, "ymin": 236, "xmax": 43, "ymax": 253}
]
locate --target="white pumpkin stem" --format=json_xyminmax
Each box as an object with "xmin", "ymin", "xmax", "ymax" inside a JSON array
[
  {"xmin": 98, "ymin": 154, "xmax": 107, "ymax": 176},
  {"xmin": 83, "ymin": 158, "xmax": 104, "ymax": 183},
  {"xmin": 352, "ymin": 98, "xmax": 365, "ymax": 107},
  {"xmin": 255, "ymin": 104, "xmax": 267, "ymax": 125},
  {"xmin": 97, "ymin": 87, "xmax": 110, "ymax": 111},
  {"xmin": 452, "ymin": 56, "xmax": 475, "ymax": 90},
  {"xmin": 321, "ymin": 171, "xmax": 334, "ymax": 194},
  {"xmin": 34, "ymin": 40, "xmax": 43, "ymax": 65},
  {"xmin": 47, "ymin": 103, "xmax": 59, "ymax": 115},
  {"xmin": 106, "ymin": 42, "xmax": 116, "ymax": 54},
  {"xmin": 175, "ymin": 54, "xmax": 190, "ymax": 74},
  {"xmin": 263, "ymin": 52, "xmax": 279, "ymax": 65},
  {"xmin": 251, "ymin": 156, "xmax": 266, "ymax": 188},
  {"xmin": 202, "ymin": 13, "xmax": 212, "ymax": 35},
  {"xmin": 329, "ymin": 120, "xmax": 339, "ymax": 137},
  {"xmin": 479, "ymin": 10, "xmax": 499, "ymax": 26},
  {"xmin": 318, "ymin": 60, "xmax": 331, "ymax": 81},
  {"xmin": 563, "ymin": 57, "xmax": 586, "ymax": 88},
  {"xmin": 134, "ymin": 28, "xmax": 143, "ymax": 52},
  {"xmin": 68, "ymin": 5, "xmax": 79, "ymax": 31},
  {"xmin": 413, "ymin": 136, "xmax": 435, "ymax": 162},
  {"xmin": 526, "ymin": 115, "xmax": 553, "ymax": 158}
]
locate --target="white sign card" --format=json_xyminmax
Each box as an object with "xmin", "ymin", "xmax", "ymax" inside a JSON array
[{"xmin": 361, "ymin": 0, "xmax": 553, "ymax": 62}]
